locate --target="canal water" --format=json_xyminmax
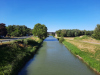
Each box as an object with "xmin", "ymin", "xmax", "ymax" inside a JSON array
[{"xmin": 18, "ymin": 36, "xmax": 98, "ymax": 75}]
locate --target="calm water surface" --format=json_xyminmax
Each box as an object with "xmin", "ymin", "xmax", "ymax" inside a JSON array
[{"xmin": 18, "ymin": 36, "xmax": 98, "ymax": 75}]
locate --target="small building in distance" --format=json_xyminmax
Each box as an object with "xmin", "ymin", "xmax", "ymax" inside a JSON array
[{"xmin": 55, "ymin": 33, "xmax": 57, "ymax": 37}]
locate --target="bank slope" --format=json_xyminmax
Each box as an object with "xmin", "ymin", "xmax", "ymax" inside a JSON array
[{"xmin": 63, "ymin": 40, "xmax": 100, "ymax": 74}]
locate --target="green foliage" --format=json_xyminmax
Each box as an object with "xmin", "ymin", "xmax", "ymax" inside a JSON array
[
  {"xmin": 81, "ymin": 35, "xmax": 89, "ymax": 39},
  {"xmin": 63, "ymin": 41, "xmax": 100, "ymax": 73},
  {"xmin": 32, "ymin": 23, "xmax": 47, "ymax": 39},
  {"xmin": 74, "ymin": 37, "xmax": 80, "ymax": 40},
  {"xmin": 56, "ymin": 30, "xmax": 61, "ymax": 37},
  {"xmin": 23, "ymin": 39, "xmax": 28, "ymax": 46},
  {"xmin": 37, "ymin": 39, "xmax": 42, "ymax": 43},
  {"xmin": 92, "ymin": 24, "xmax": 100, "ymax": 40},
  {"xmin": 0, "ymin": 23, "xmax": 7, "ymax": 37},
  {"xmin": 59, "ymin": 36, "xmax": 64, "ymax": 43},
  {"xmin": 56, "ymin": 29, "xmax": 93, "ymax": 37},
  {"xmin": 74, "ymin": 35, "xmax": 89, "ymax": 40},
  {"xmin": 6, "ymin": 25, "xmax": 31, "ymax": 37},
  {"xmin": 0, "ymin": 38, "xmax": 43, "ymax": 75}
]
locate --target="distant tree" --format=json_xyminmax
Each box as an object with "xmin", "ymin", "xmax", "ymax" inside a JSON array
[
  {"xmin": 11, "ymin": 30, "xmax": 20, "ymax": 37},
  {"xmin": 0, "ymin": 23, "xmax": 7, "ymax": 37},
  {"xmin": 56, "ymin": 30, "xmax": 61, "ymax": 37},
  {"xmin": 67, "ymin": 30, "xmax": 71, "ymax": 37},
  {"xmin": 32, "ymin": 23, "xmax": 47, "ymax": 39},
  {"xmin": 6, "ymin": 25, "xmax": 31, "ymax": 37},
  {"xmin": 56, "ymin": 29, "xmax": 93, "ymax": 37},
  {"xmin": 92, "ymin": 24, "xmax": 100, "ymax": 40},
  {"xmin": 61, "ymin": 29, "xmax": 66, "ymax": 37},
  {"xmin": 6, "ymin": 25, "xmax": 13, "ymax": 36}
]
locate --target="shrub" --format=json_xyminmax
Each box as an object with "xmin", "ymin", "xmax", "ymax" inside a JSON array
[
  {"xmin": 23, "ymin": 39, "xmax": 28, "ymax": 46},
  {"xmin": 59, "ymin": 37, "xmax": 64, "ymax": 43},
  {"xmin": 37, "ymin": 39, "xmax": 42, "ymax": 43},
  {"xmin": 11, "ymin": 42, "xmax": 19, "ymax": 51},
  {"xmin": 81, "ymin": 35, "xmax": 89, "ymax": 39},
  {"xmin": 74, "ymin": 35, "xmax": 88, "ymax": 40}
]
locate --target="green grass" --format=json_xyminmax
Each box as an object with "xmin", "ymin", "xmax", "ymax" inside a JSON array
[
  {"xmin": 63, "ymin": 40, "xmax": 100, "ymax": 73},
  {"xmin": 74, "ymin": 35, "xmax": 89, "ymax": 40},
  {"xmin": 0, "ymin": 38, "xmax": 43, "ymax": 75}
]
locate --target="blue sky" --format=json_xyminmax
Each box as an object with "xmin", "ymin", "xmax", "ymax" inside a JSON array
[{"xmin": 0, "ymin": 0, "xmax": 100, "ymax": 32}]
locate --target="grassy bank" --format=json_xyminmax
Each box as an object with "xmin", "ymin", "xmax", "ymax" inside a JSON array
[
  {"xmin": 0, "ymin": 37, "xmax": 43, "ymax": 75},
  {"xmin": 62, "ymin": 40, "xmax": 100, "ymax": 74}
]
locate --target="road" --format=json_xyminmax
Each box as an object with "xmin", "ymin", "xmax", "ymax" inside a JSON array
[{"xmin": 0, "ymin": 36, "xmax": 32, "ymax": 43}]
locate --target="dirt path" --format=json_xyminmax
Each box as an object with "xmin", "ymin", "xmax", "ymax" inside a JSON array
[{"xmin": 80, "ymin": 41, "xmax": 100, "ymax": 45}]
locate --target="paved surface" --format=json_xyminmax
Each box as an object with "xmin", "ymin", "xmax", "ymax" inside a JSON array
[{"xmin": 0, "ymin": 36, "xmax": 32, "ymax": 43}]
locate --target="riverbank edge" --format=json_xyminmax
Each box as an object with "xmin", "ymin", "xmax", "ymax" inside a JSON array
[
  {"xmin": 62, "ymin": 40, "xmax": 100, "ymax": 75},
  {"xmin": 15, "ymin": 40, "xmax": 43, "ymax": 75}
]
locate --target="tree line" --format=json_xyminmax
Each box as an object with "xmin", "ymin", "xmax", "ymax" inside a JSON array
[
  {"xmin": 56, "ymin": 24, "xmax": 100, "ymax": 40},
  {"xmin": 0, "ymin": 23, "xmax": 32, "ymax": 37},
  {"xmin": 56, "ymin": 29, "xmax": 93, "ymax": 37},
  {"xmin": 0, "ymin": 23, "xmax": 48, "ymax": 39}
]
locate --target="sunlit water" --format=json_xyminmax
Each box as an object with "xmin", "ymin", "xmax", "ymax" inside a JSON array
[{"xmin": 18, "ymin": 36, "xmax": 98, "ymax": 75}]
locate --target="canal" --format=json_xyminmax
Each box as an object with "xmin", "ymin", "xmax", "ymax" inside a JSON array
[{"xmin": 18, "ymin": 36, "xmax": 98, "ymax": 75}]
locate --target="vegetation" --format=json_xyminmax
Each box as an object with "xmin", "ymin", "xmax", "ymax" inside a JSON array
[
  {"xmin": 92, "ymin": 24, "xmax": 100, "ymax": 40},
  {"xmin": 0, "ymin": 23, "xmax": 7, "ymax": 37},
  {"xmin": 0, "ymin": 37, "xmax": 43, "ymax": 75},
  {"xmin": 63, "ymin": 38, "xmax": 100, "ymax": 73},
  {"xmin": 74, "ymin": 35, "xmax": 89, "ymax": 40},
  {"xmin": 59, "ymin": 36, "xmax": 64, "ymax": 43},
  {"xmin": 56, "ymin": 29, "xmax": 93, "ymax": 37},
  {"xmin": 6, "ymin": 25, "xmax": 31, "ymax": 37},
  {"xmin": 32, "ymin": 23, "xmax": 47, "ymax": 39}
]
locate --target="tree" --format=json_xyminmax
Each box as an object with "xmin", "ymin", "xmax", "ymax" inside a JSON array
[
  {"xmin": 56, "ymin": 30, "xmax": 61, "ymax": 37},
  {"xmin": 6, "ymin": 25, "xmax": 31, "ymax": 37},
  {"xmin": 92, "ymin": 24, "xmax": 100, "ymax": 40},
  {"xmin": 11, "ymin": 30, "xmax": 20, "ymax": 37},
  {"xmin": 61, "ymin": 29, "xmax": 66, "ymax": 37},
  {"xmin": 56, "ymin": 29, "xmax": 93, "ymax": 37},
  {"xmin": 32, "ymin": 23, "xmax": 47, "ymax": 39},
  {"xmin": 0, "ymin": 23, "xmax": 7, "ymax": 37},
  {"xmin": 6, "ymin": 25, "xmax": 13, "ymax": 36}
]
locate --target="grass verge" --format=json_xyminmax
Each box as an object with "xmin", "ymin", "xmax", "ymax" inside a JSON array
[{"xmin": 62, "ymin": 40, "xmax": 100, "ymax": 74}]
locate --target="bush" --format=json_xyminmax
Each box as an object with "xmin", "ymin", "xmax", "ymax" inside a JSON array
[
  {"xmin": 23, "ymin": 39, "xmax": 28, "ymax": 46},
  {"xmin": 74, "ymin": 35, "xmax": 89, "ymax": 40},
  {"xmin": 59, "ymin": 37, "xmax": 64, "ymax": 43},
  {"xmin": 81, "ymin": 35, "xmax": 89, "ymax": 39},
  {"xmin": 37, "ymin": 39, "xmax": 42, "ymax": 43}
]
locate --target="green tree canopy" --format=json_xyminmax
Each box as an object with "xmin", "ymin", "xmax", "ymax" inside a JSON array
[
  {"xmin": 6, "ymin": 25, "xmax": 31, "ymax": 37},
  {"xmin": 92, "ymin": 24, "xmax": 100, "ymax": 40},
  {"xmin": 0, "ymin": 23, "xmax": 7, "ymax": 37},
  {"xmin": 56, "ymin": 29, "xmax": 93, "ymax": 37},
  {"xmin": 32, "ymin": 23, "xmax": 47, "ymax": 39}
]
